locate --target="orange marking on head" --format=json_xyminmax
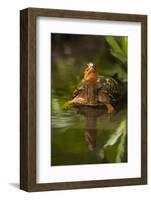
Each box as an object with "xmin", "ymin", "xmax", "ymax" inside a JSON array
[{"xmin": 84, "ymin": 62, "xmax": 97, "ymax": 81}]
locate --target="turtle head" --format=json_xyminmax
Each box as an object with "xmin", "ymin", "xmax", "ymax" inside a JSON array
[{"xmin": 84, "ymin": 62, "xmax": 97, "ymax": 81}]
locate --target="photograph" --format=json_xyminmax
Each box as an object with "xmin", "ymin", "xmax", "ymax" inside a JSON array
[
  {"xmin": 51, "ymin": 33, "xmax": 128, "ymax": 166},
  {"xmin": 20, "ymin": 8, "xmax": 147, "ymax": 191}
]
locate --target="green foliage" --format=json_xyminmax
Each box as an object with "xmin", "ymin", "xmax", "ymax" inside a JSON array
[
  {"xmin": 121, "ymin": 37, "xmax": 128, "ymax": 55},
  {"xmin": 99, "ymin": 119, "xmax": 127, "ymax": 163},
  {"xmin": 105, "ymin": 36, "xmax": 124, "ymax": 56},
  {"xmin": 105, "ymin": 36, "xmax": 128, "ymax": 74}
]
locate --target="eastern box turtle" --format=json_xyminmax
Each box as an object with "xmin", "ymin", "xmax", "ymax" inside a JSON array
[{"xmin": 65, "ymin": 62, "xmax": 125, "ymax": 113}]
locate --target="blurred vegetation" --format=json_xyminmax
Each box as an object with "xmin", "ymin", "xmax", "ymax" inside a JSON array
[
  {"xmin": 105, "ymin": 36, "xmax": 127, "ymax": 76},
  {"xmin": 51, "ymin": 33, "xmax": 127, "ymax": 166},
  {"xmin": 99, "ymin": 119, "xmax": 127, "ymax": 163}
]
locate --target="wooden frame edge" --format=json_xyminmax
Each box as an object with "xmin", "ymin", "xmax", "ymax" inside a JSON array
[
  {"xmin": 20, "ymin": 8, "xmax": 37, "ymax": 191},
  {"xmin": 20, "ymin": 8, "xmax": 29, "ymax": 191}
]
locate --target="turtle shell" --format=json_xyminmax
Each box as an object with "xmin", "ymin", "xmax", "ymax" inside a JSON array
[
  {"xmin": 97, "ymin": 75, "xmax": 122, "ymax": 105},
  {"xmin": 71, "ymin": 75, "xmax": 124, "ymax": 106}
]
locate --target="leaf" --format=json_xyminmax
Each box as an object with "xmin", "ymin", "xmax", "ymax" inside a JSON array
[
  {"xmin": 121, "ymin": 37, "xmax": 128, "ymax": 56},
  {"xmin": 105, "ymin": 36, "xmax": 128, "ymax": 71},
  {"xmin": 104, "ymin": 120, "xmax": 126, "ymax": 147},
  {"xmin": 105, "ymin": 36, "xmax": 124, "ymax": 56},
  {"xmin": 110, "ymin": 50, "xmax": 127, "ymax": 66},
  {"xmin": 99, "ymin": 119, "xmax": 127, "ymax": 163},
  {"xmin": 115, "ymin": 128, "xmax": 126, "ymax": 162}
]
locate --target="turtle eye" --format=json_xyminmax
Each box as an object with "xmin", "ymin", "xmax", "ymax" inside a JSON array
[{"xmin": 93, "ymin": 65, "xmax": 96, "ymax": 70}]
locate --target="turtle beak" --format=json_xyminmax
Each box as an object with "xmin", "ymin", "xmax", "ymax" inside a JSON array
[
  {"xmin": 84, "ymin": 63, "xmax": 97, "ymax": 81},
  {"xmin": 88, "ymin": 66, "xmax": 96, "ymax": 73}
]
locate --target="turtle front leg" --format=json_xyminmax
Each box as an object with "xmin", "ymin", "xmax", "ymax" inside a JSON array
[
  {"xmin": 105, "ymin": 103, "xmax": 115, "ymax": 113},
  {"xmin": 63, "ymin": 97, "xmax": 86, "ymax": 109},
  {"xmin": 63, "ymin": 100, "xmax": 73, "ymax": 109}
]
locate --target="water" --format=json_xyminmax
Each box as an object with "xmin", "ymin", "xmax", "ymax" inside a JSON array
[{"xmin": 51, "ymin": 94, "xmax": 127, "ymax": 166}]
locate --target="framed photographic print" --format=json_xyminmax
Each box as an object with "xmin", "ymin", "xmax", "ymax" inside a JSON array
[{"xmin": 20, "ymin": 8, "xmax": 147, "ymax": 191}]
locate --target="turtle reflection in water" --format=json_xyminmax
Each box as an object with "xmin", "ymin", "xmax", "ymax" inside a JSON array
[{"xmin": 65, "ymin": 62, "xmax": 126, "ymax": 150}]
